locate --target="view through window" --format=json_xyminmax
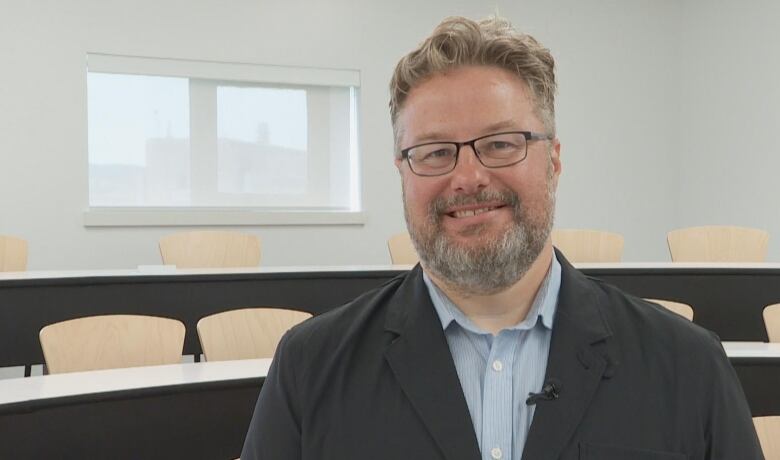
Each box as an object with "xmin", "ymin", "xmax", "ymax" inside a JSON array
[{"xmin": 87, "ymin": 54, "xmax": 361, "ymax": 215}]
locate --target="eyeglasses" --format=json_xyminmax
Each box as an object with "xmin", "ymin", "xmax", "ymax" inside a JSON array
[{"xmin": 400, "ymin": 131, "xmax": 553, "ymax": 177}]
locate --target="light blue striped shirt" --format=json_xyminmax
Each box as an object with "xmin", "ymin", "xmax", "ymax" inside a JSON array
[{"xmin": 423, "ymin": 254, "xmax": 561, "ymax": 460}]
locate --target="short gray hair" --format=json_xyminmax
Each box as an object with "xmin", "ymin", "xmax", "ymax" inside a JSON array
[{"xmin": 389, "ymin": 16, "xmax": 557, "ymax": 153}]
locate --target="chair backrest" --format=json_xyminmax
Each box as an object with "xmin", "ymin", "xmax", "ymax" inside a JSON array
[
  {"xmin": 159, "ymin": 230, "xmax": 261, "ymax": 268},
  {"xmin": 388, "ymin": 232, "xmax": 418, "ymax": 265},
  {"xmin": 644, "ymin": 298, "xmax": 694, "ymax": 321},
  {"xmin": 0, "ymin": 235, "xmax": 28, "ymax": 272},
  {"xmin": 197, "ymin": 307, "xmax": 312, "ymax": 361},
  {"xmin": 666, "ymin": 225, "xmax": 769, "ymax": 262},
  {"xmin": 551, "ymin": 229, "xmax": 624, "ymax": 263},
  {"xmin": 763, "ymin": 303, "xmax": 780, "ymax": 342},
  {"xmin": 754, "ymin": 416, "xmax": 780, "ymax": 459},
  {"xmin": 39, "ymin": 314, "xmax": 185, "ymax": 374}
]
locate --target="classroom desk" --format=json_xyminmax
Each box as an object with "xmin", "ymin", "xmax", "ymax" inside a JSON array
[
  {"xmin": 725, "ymin": 342, "xmax": 780, "ymax": 418},
  {"xmin": 0, "ymin": 265, "xmax": 406, "ymax": 368},
  {"xmin": 2, "ymin": 263, "xmax": 780, "ymax": 368},
  {"xmin": 0, "ymin": 359, "xmax": 271, "ymax": 459},
  {"xmin": 577, "ymin": 262, "xmax": 780, "ymax": 343},
  {"xmin": 0, "ymin": 343, "xmax": 776, "ymax": 459}
]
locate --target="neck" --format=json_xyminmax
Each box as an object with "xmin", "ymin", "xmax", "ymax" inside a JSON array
[{"xmin": 426, "ymin": 243, "xmax": 554, "ymax": 335}]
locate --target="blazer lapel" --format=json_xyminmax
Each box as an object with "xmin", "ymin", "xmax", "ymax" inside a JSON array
[
  {"xmin": 522, "ymin": 253, "xmax": 615, "ymax": 460},
  {"xmin": 384, "ymin": 266, "xmax": 482, "ymax": 460}
]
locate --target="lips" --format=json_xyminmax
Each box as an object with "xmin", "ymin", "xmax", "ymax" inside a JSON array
[
  {"xmin": 431, "ymin": 190, "xmax": 517, "ymax": 223},
  {"xmin": 448, "ymin": 205, "xmax": 504, "ymax": 218}
]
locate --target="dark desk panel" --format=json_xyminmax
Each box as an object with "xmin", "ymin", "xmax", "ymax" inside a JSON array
[
  {"xmin": 2, "ymin": 265, "xmax": 780, "ymax": 368},
  {"xmin": 0, "ymin": 377, "xmax": 263, "ymax": 459},
  {"xmin": 732, "ymin": 357, "xmax": 780, "ymax": 417},
  {"xmin": 0, "ymin": 270, "xmax": 404, "ymax": 367},
  {"xmin": 590, "ymin": 266, "xmax": 780, "ymax": 342},
  {"xmin": 0, "ymin": 359, "xmax": 775, "ymax": 458}
]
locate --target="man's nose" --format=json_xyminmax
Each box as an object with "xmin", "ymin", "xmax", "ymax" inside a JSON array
[{"xmin": 449, "ymin": 145, "xmax": 490, "ymax": 194}]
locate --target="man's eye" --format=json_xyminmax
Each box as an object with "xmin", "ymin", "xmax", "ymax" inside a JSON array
[
  {"xmin": 488, "ymin": 141, "xmax": 517, "ymax": 150},
  {"xmin": 420, "ymin": 149, "xmax": 453, "ymax": 161}
]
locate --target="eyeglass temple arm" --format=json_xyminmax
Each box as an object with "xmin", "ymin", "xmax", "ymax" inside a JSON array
[{"xmin": 528, "ymin": 132, "xmax": 554, "ymax": 141}]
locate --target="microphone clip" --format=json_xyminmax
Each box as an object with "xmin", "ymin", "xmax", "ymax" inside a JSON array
[{"xmin": 526, "ymin": 380, "xmax": 561, "ymax": 405}]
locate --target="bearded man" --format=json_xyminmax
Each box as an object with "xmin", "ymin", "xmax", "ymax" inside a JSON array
[{"xmin": 241, "ymin": 16, "xmax": 762, "ymax": 460}]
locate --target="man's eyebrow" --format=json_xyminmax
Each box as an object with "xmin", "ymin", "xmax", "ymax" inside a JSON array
[
  {"xmin": 481, "ymin": 120, "xmax": 521, "ymax": 133},
  {"xmin": 411, "ymin": 131, "xmax": 452, "ymax": 144},
  {"xmin": 410, "ymin": 121, "xmax": 522, "ymax": 145}
]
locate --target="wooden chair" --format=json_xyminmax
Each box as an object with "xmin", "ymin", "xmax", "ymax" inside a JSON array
[
  {"xmin": 197, "ymin": 307, "xmax": 312, "ymax": 361},
  {"xmin": 388, "ymin": 232, "xmax": 418, "ymax": 265},
  {"xmin": 551, "ymin": 229, "xmax": 624, "ymax": 263},
  {"xmin": 159, "ymin": 230, "xmax": 261, "ymax": 268},
  {"xmin": 754, "ymin": 416, "xmax": 780, "ymax": 459},
  {"xmin": 666, "ymin": 226, "xmax": 769, "ymax": 262},
  {"xmin": 0, "ymin": 235, "xmax": 28, "ymax": 271},
  {"xmin": 39, "ymin": 314, "xmax": 185, "ymax": 374},
  {"xmin": 644, "ymin": 298, "xmax": 694, "ymax": 321},
  {"xmin": 763, "ymin": 303, "xmax": 780, "ymax": 342}
]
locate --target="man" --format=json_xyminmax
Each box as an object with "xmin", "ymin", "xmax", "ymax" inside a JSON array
[{"xmin": 242, "ymin": 16, "xmax": 763, "ymax": 460}]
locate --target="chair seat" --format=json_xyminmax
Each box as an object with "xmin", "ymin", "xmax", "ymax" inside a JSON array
[
  {"xmin": 388, "ymin": 232, "xmax": 418, "ymax": 265},
  {"xmin": 763, "ymin": 303, "xmax": 780, "ymax": 342},
  {"xmin": 644, "ymin": 298, "xmax": 694, "ymax": 321},
  {"xmin": 0, "ymin": 235, "xmax": 28, "ymax": 272},
  {"xmin": 197, "ymin": 307, "xmax": 312, "ymax": 361},
  {"xmin": 754, "ymin": 416, "xmax": 780, "ymax": 459},
  {"xmin": 39, "ymin": 314, "xmax": 186, "ymax": 374},
  {"xmin": 159, "ymin": 230, "xmax": 261, "ymax": 268},
  {"xmin": 551, "ymin": 229, "xmax": 624, "ymax": 263},
  {"xmin": 667, "ymin": 226, "xmax": 769, "ymax": 262}
]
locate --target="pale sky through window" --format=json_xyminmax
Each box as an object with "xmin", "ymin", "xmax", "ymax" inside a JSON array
[
  {"xmin": 86, "ymin": 66, "xmax": 356, "ymax": 210},
  {"xmin": 217, "ymin": 86, "xmax": 307, "ymax": 151},
  {"xmin": 87, "ymin": 72, "xmax": 189, "ymax": 166},
  {"xmin": 87, "ymin": 74, "xmax": 309, "ymax": 167}
]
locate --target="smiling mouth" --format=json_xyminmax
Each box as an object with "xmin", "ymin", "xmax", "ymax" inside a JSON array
[{"xmin": 447, "ymin": 205, "xmax": 505, "ymax": 218}]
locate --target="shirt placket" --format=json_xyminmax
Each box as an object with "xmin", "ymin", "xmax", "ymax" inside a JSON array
[{"xmin": 481, "ymin": 330, "xmax": 516, "ymax": 460}]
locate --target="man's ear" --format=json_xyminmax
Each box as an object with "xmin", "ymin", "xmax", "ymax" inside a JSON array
[{"xmin": 551, "ymin": 139, "xmax": 562, "ymax": 176}]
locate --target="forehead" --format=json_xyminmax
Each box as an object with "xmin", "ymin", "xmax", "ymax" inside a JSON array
[{"xmin": 398, "ymin": 65, "xmax": 540, "ymax": 145}]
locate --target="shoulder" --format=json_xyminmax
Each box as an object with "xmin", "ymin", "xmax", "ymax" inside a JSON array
[
  {"xmin": 280, "ymin": 268, "xmax": 415, "ymax": 358},
  {"xmin": 585, "ymin": 276, "xmax": 728, "ymax": 374},
  {"xmin": 579, "ymin": 277, "xmax": 759, "ymax": 458},
  {"xmin": 592, "ymin": 276, "xmax": 720, "ymax": 346}
]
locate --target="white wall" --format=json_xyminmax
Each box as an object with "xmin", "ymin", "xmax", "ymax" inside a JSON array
[
  {"xmin": 678, "ymin": 0, "xmax": 780, "ymax": 260},
  {"xmin": 2, "ymin": 0, "xmax": 750, "ymax": 270},
  {"xmin": 520, "ymin": 0, "xmax": 683, "ymax": 261}
]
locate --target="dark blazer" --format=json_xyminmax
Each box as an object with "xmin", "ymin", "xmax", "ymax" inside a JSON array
[{"xmin": 241, "ymin": 254, "xmax": 763, "ymax": 460}]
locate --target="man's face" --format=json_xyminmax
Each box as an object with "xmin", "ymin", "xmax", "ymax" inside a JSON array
[{"xmin": 395, "ymin": 65, "xmax": 561, "ymax": 295}]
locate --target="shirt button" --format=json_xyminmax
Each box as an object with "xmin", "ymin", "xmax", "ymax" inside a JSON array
[
  {"xmin": 492, "ymin": 360, "xmax": 503, "ymax": 372},
  {"xmin": 491, "ymin": 447, "xmax": 503, "ymax": 459}
]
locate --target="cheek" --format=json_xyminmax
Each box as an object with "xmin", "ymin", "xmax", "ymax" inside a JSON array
[
  {"xmin": 404, "ymin": 184, "xmax": 429, "ymax": 213},
  {"xmin": 402, "ymin": 176, "xmax": 442, "ymax": 213},
  {"xmin": 524, "ymin": 176, "xmax": 553, "ymax": 204},
  {"xmin": 500, "ymin": 166, "xmax": 551, "ymax": 204}
]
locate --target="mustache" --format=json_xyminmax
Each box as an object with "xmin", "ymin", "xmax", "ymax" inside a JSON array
[{"xmin": 429, "ymin": 189, "xmax": 520, "ymax": 215}]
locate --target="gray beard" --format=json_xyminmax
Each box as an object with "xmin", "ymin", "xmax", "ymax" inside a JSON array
[{"xmin": 403, "ymin": 175, "xmax": 555, "ymax": 297}]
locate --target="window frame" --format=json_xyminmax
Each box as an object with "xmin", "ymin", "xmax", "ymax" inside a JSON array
[{"xmin": 83, "ymin": 53, "xmax": 364, "ymax": 227}]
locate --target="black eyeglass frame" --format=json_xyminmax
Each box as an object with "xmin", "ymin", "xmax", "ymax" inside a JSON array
[{"xmin": 400, "ymin": 130, "xmax": 554, "ymax": 177}]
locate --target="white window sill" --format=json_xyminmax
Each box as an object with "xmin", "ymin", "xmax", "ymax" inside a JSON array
[{"xmin": 83, "ymin": 208, "xmax": 366, "ymax": 227}]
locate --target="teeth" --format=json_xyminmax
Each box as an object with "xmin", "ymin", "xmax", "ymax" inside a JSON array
[{"xmin": 452, "ymin": 207, "xmax": 494, "ymax": 218}]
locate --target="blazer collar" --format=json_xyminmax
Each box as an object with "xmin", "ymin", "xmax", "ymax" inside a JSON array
[
  {"xmin": 521, "ymin": 250, "xmax": 615, "ymax": 460},
  {"xmin": 384, "ymin": 265, "xmax": 482, "ymax": 460},
  {"xmin": 383, "ymin": 253, "xmax": 617, "ymax": 460}
]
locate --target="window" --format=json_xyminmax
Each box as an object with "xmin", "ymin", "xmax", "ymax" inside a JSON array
[{"xmin": 85, "ymin": 54, "xmax": 362, "ymax": 226}]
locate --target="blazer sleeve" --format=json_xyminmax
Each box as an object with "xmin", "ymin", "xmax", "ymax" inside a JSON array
[
  {"xmin": 702, "ymin": 336, "xmax": 764, "ymax": 460},
  {"xmin": 241, "ymin": 330, "xmax": 303, "ymax": 460}
]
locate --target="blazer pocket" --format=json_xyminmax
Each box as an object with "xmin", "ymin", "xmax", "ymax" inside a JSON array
[{"xmin": 580, "ymin": 442, "xmax": 686, "ymax": 460}]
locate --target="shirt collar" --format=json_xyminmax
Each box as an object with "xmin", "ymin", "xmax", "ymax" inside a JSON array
[{"xmin": 424, "ymin": 252, "xmax": 561, "ymax": 335}]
